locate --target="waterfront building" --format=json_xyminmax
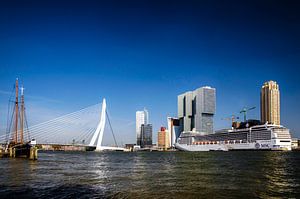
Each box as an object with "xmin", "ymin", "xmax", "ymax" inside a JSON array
[
  {"xmin": 136, "ymin": 108, "xmax": 149, "ymax": 145},
  {"xmin": 167, "ymin": 117, "xmax": 181, "ymax": 147},
  {"xmin": 157, "ymin": 127, "xmax": 170, "ymax": 150},
  {"xmin": 178, "ymin": 86, "xmax": 216, "ymax": 134},
  {"xmin": 260, "ymin": 81, "xmax": 280, "ymax": 125},
  {"xmin": 140, "ymin": 124, "xmax": 153, "ymax": 147}
]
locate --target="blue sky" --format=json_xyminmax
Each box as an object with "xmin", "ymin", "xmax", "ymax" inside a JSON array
[{"xmin": 0, "ymin": 0, "xmax": 299, "ymax": 144}]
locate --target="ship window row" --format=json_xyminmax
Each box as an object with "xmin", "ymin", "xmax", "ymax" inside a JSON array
[
  {"xmin": 251, "ymin": 127, "xmax": 267, "ymax": 130},
  {"xmin": 194, "ymin": 133, "xmax": 247, "ymax": 142},
  {"xmin": 273, "ymin": 129, "xmax": 291, "ymax": 139},
  {"xmin": 249, "ymin": 131, "xmax": 271, "ymax": 142},
  {"xmin": 280, "ymin": 140, "xmax": 291, "ymax": 142},
  {"xmin": 251, "ymin": 128, "xmax": 268, "ymax": 132},
  {"xmin": 192, "ymin": 140, "xmax": 248, "ymax": 145},
  {"xmin": 277, "ymin": 136, "xmax": 291, "ymax": 139},
  {"xmin": 180, "ymin": 130, "xmax": 275, "ymax": 144}
]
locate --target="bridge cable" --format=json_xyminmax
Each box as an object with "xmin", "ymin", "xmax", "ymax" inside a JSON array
[{"xmin": 106, "ymin": 110, "xmax": 118, "ymax": 147}]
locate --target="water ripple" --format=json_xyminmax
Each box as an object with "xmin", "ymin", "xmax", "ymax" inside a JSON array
[{"xmin": 0, "ymin": 151, "xmax": 299, "ymax": 198}]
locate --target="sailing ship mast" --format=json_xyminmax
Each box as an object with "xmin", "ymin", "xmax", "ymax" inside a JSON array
[
  {"xmin": 14, "ymin": 78, "xmax": 19, "ymax": 144},
  {"xmin": 20, "ymin": 85, "xmax": 24, "ymax": 144},
  {"xmin": 12, "ymin": 78, "xmax": 24, "ymax": 145}
]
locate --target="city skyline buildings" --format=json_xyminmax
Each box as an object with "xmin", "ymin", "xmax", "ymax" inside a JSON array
[
  {"xmin": 178, "ymin": 86, "xmax": 216, "ymax": 134},
  {"xmin": 261, "ymin": 80, "xmax": 280, "ymax": 125},
  {"xmin": 136, "ymin": 108, "xmax": 149, "ymax": 145},
  {"xmin": 136, "ymin": 108, "xmax": 153, "ymax": 147},
  {"xmin": 0, "ymin": 0, "xmax": 299, "ymax": 143},
  {"xmin": 140, "ymin": 124, "xmax": 153, "ymax": 147},
  {"xmin": 167, "ymin": 117, "xmax": 181, "ymax": 147},
  {"xmin": 157, "ymin": 127, "xmax": 170, "ymax": 150}
]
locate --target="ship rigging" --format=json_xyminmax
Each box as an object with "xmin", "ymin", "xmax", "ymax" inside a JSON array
[{"xmin": 1, "ymin": 78, "xmax": 37, "ymax": 159}]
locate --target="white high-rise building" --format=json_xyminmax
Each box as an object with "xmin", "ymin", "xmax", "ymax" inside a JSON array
[
  {"xmin": 136, "ymin": 108, "xmax": 149, "ymax": 145},
  {"xmin": 167, "ymin": 117, "xmax": 181, "ymax": 147}
]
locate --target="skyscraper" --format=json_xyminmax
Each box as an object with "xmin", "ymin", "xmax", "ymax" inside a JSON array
[
  {"xmin": 178, "ymin": 86, "xmax": 216, "ymax": 134},
  {"xmin": 140, "ymin": 124, "xmax": 153, "ymax": 147},
  {"xmin": 167, "ymin": 117, "xmax": 181, "ymax": 147},
  {"xmin": 260, "ymin": 80, "xmax": 280, "ymax": 125},
  {"xmin": 136, "ymin": 108, "xmax": 151, "ymax": 146}
]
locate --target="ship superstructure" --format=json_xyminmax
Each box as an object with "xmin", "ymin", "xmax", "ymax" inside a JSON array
[{"xmin": 175, "ymin": 121, "xmax": 292, "ymax": 151}]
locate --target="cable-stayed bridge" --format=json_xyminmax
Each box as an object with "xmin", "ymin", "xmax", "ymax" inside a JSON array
[{"xmin": 0, "ymin": 99, "xmax": 125, "ymax": 151}]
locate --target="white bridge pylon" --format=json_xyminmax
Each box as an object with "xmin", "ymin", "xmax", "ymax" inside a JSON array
[
  {"xmin": 89, "ymin": 98, "xmax": 125, "ymax": 151},
  {"xmin": 89, "ymin": 98, "xmax": 106, "ymax": 150}
]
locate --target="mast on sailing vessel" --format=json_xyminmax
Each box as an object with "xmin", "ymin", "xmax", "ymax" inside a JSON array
[
  {"xmin": 3, "ymin": 78, "xmax": 37, "ymax": 160},
  {"xmin": 20, "ymin": 85, "xmax": 25, "ymax": 144},
  {"xmin": 14, "ymin": 78, "xmax": 19, "ymax": 145},
  {"xmin": 11, "ymin": 78, "xmax": 24, "ymax": 145}
]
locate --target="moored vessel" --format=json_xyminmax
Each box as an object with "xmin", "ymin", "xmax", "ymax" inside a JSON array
[
  {"xmin": 1, "ymin": 79, "xmax": 38, "ymax": 160},
  {"xmin": 175, "ymin": 120, "xmax": 292, "ymax": 151}
]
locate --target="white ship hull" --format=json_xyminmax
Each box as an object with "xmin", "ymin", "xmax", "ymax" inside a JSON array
[
  {"xmin": 175, "ymin": 124, "xmax": 292, "ymax": 152},
  {"xmin": 175, "ymin": 140, "xmax": 291, "ymax": 151}
]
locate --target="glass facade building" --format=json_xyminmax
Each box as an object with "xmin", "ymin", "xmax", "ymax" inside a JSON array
[{"xmin": 136, "ymin": 108, "xmax": 152, "ymax": 147}]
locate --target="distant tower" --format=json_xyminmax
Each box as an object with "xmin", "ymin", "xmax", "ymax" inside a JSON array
[
  {"xmin": 260, "ymin": 80, "xmax": 280, "ymax": 125},
  {"xmin": 157, "ymin": 127, "xmax": 170, "ymax": 150},
  {"xmin": 136, "ymin": 108, "xmax": 149, "ymax": 146},
  {"xmin": 140, "ymin": 124, "xmax": 153, "ymax": 147}
]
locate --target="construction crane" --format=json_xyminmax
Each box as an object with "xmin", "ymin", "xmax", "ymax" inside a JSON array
[{"xmin": 240, "ymin": 107, "xmax": 256, "ymax": 122}]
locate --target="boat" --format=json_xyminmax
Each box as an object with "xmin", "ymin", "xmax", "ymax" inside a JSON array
[
  {"xmin": 175, "ymin": 120, "xmax": 292, "ymax": 151},
  {"xmin": 1, "ymin": 78, "xmax": 38, "ymax": 160}
]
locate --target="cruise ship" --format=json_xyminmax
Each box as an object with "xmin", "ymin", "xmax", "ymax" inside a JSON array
[{"xmin": 175, "ymin": 120, "xmax": 292, "ymax": 151}]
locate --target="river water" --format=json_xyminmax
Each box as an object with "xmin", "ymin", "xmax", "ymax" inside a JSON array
[{"xmin": 0, "ymin": 151, "xmax": 299, "ymax": 198}]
